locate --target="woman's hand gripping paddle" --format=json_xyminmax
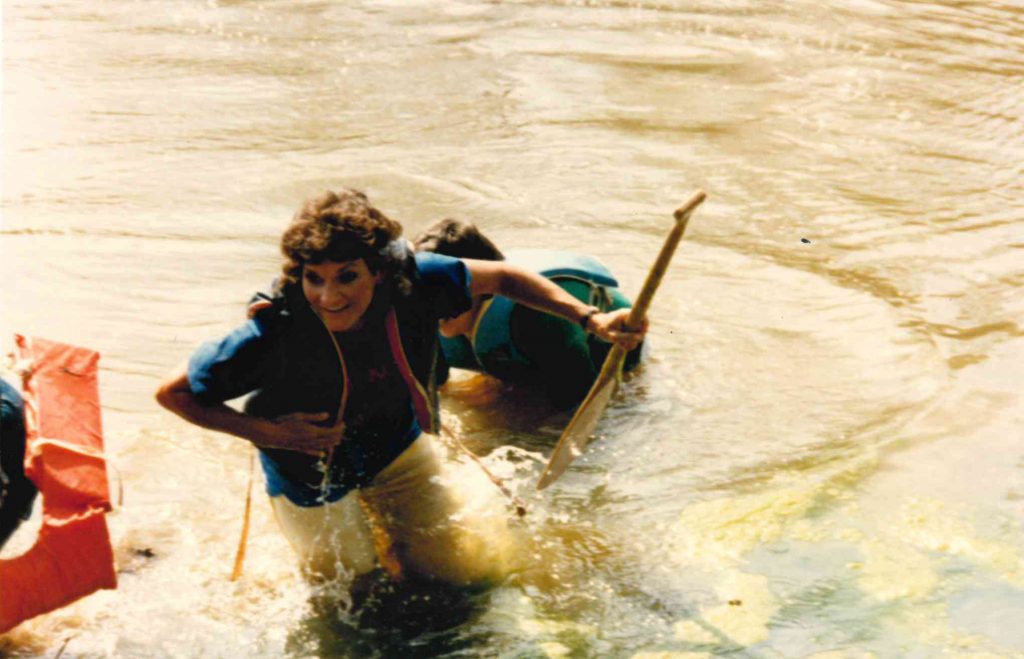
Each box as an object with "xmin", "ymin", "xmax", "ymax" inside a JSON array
[{"xmin": 536, "ymin": 190, "xmax": 706, "ymax": 490}]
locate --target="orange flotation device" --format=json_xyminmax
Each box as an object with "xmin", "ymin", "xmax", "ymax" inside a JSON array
[{"xmin": 0, "ymin": 336, "xmax": 117, "ymax": 634}]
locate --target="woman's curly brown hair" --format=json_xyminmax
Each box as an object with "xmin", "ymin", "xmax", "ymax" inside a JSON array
[{"xmin": 280, "ymin": 189, "xmax": 410, "ymax": 293}]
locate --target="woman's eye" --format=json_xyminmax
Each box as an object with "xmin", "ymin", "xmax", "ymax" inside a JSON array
[
  {"xmin": 337, "ymin": 272, "xmax": 358, "ymax": 284},
  {"xmin": 304, "ymin": 272, "xmax": 323, "ymax": 285}
]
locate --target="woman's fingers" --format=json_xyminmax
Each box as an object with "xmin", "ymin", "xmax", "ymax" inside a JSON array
[
  {"xmin": 268, "ymin": 412, "xmax": 344, "ymax": 452},
  {"xmin": 604, "ymin": 330, "xmax": 644, "ymax": 351},
  {"xmin": 246, "ymin": 299, "xmax": 272, "ymax": 319},
  {"xmin": 591, "ymin": 309, "xmax": 648, "ymax": 348}
]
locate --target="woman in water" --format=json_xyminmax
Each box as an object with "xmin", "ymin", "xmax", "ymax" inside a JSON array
[{"xmin": 156, "ymin": 189, "xmax": 644, "ymax": 586}]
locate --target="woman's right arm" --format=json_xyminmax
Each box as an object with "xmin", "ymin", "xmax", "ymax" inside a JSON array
[{"xmin": 155, "ymin": 370, "xmax": 341, "ymax": 455}]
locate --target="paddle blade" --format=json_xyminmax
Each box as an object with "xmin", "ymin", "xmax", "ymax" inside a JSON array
[{"xmin": 536, "ymin": 369, "xmax": 620, "ymax": 490}]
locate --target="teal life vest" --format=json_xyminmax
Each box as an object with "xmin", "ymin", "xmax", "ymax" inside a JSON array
[{"xmin": 439, "ymin": 249, "xmax": 632, "ymax": 378}]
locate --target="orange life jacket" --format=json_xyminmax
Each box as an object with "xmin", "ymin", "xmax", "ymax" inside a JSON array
[{"xmin": 0, "ymin": 336, "xmax": 117, "ymax": 634}]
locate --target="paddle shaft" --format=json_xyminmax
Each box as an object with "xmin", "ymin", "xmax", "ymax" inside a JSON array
[
  {"xmin": 623, "ymin": 189, "xmax": 705, "ymax": 332},
  {"xmin": 582, "ymin": 189, "xmax": 707, "ymax": 397},
  {"xmin": 536, "ymin": 190, "xmax": 706, "ymax": 489},
  {"xmin": 594, "ymin": 189, "xmax": 706, "ymax": 375}
]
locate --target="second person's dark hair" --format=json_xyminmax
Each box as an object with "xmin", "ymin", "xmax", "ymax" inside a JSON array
[{"xmin": 413, "ymin": 218, "xmax": 505, "ymax": 261}]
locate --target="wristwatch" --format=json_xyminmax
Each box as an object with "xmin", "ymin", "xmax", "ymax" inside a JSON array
[{"xmin": 578, "ymin": 306, "xmax": 600, "ymax": 333}]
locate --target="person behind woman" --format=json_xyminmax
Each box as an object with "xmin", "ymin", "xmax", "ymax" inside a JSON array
[
  {"xmin": 156, "ymin": 189, "xmax": 644, "ymax": 587},
  {"xmin": 414, "ymin": 218, "xmax": 644, "ymax": 409}
]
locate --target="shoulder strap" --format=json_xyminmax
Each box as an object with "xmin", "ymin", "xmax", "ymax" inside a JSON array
[{"xmin": 384, "ymin": 308, "xmax": 436, "ymax": 433}]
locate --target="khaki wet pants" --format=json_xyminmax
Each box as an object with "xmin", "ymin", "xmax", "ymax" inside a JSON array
[{"xmin": 269, "ymin": 434, "xmax": 516, "ymax": 586}]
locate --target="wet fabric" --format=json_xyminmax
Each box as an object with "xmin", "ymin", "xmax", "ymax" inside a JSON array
[
  {"xmin": 0, "ymin": 337, "xmax": 116, "ymax": 634},
  {"xmin": 511, "ymin": 280, "xmax": 642, "ymax": 408},
  {"xmin": 269, "ymin": 487, "xmax": 378, "ymax": 581},
  {"xmin": 270, "ymin": 434, "xmax": 515, "ymax": 586}
]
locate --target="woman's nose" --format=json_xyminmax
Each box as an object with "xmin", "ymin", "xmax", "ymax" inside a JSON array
[{"xmin": 321, "ymin": 283, "xmax": 345, "ymax": 307}]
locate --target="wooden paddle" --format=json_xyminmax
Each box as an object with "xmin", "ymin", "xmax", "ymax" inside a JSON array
[{"xmin": 536, "ymin": 190, "xmax": 706, "ymax": 490}]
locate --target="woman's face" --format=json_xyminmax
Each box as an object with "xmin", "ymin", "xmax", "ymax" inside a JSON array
[{"xmin": 302, "ymin": 259, "xmax": 380, "ymax": 333}]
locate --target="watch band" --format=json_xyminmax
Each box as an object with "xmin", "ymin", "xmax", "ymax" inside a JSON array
[{"xmin": 578, "ymin": 306, "xmax": 600, "ymax": 333}]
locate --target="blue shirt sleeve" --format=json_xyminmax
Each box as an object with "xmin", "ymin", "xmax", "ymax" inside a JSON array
[
  {"xmin": 187, "ymin": 319, "xmax": 272, "ymax": 405},
  {"xmin": 413, "ymin": 252, "xmax": 474, "ymax": 320}
]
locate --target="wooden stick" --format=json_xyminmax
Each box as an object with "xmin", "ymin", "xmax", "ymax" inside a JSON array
[
  {"xmin": 230, "ymin": 450, "xmax": 255, "ymax": 581},
  {"xmin": 536, "ymin": 190, "xmax": 706, "ymax": 489}
]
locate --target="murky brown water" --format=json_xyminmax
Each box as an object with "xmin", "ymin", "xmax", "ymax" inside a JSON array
[{"xmin": 2, "ymin": 0, "xmax": 1023, "ymax": 656}]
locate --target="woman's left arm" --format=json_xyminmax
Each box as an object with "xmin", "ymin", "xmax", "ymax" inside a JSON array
[{"xmin": 463, "ymin": 259, "xmax": 647, "ymax": 350}]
